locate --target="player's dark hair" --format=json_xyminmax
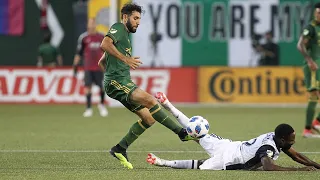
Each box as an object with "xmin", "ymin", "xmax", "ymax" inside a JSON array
[
  {"xmin": 43, "ymin": 31, "xmax": 51, "ymax": 43},
  {"xmin": 121, "ymin": 3, "xmax": 143, "ymax": 19},
  {"xmin": 274, "ymin": 124, "xmax": 294, "ymax": 139},
  {"xmin": 315, "ymin": 2, "xmax": 320, "ymax": 9},
  {"xmin": 266, "ymin": 31, "xmax": 273, "ymax": 37}
]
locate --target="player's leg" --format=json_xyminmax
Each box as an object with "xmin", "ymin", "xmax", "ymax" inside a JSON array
[
  {"xmin": 147, "ymin": 153, "xmax": 204, "ymax": 169},
  {"xmin": 83, "ymin": 71, "xmax": 93, "ymax": 117},
  {"xmin": 113, "ymin": 108, "xmax": 154, "ymax": 150},
  {"xmin": 93, "ymin": 71, "xmax": 108, "ymax": 117},
  {"xmin": 155, "ymin": 92, "xmax": 190, "ymax": 128},
  {"xmin": 313, "ymin": 90, "xmax": 320, "ymax": 132},
  {"xmin": 303, "ymin": 66, "xmax": 320, "ymax": 137},
  {"xmin": 105, "ymin": 79, "xmax": 154, "ymax": 169},
  {"xmin": 312, "ymin": 70, "xmax": 320, "ymax": 133},
  {"xmin": 130, "ymin": 88, "xmax": 194, "ymax": 141}
]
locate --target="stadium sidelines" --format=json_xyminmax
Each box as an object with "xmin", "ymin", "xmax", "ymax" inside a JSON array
[
  {"xmin": 168, "ymin": 103, "xmax": 308, "ymax": 108},
  {"xmin": 0, "ymin": 150, "xmax": 319, "ymax": 154},
  {"xmin": 104, "ymin": 103, "xmax": 308, "ymax": 108}
]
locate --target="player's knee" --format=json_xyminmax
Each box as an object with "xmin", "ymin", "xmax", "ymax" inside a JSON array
[
  {"xmin": 143, "ymin": 94, "xmax": 158, "ymax": 108},
  {"xmin": 308, "ymin": 91, "xmax": 319, "ymax": 101},
  {"xmin": 84, "ymin": 87, "xmax": 92, "ymax": 94},
  {"xmin": 141, "ymin": 118, "xmax": 155, "ymax": 126}
]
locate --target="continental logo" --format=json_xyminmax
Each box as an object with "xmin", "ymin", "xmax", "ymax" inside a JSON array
[{"xmin": 208, "ymin": 70, "xmax": 305, "ymax": 102}]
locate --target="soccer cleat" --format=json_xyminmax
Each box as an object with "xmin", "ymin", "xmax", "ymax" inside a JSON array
[
  {"xmin": 146, "ymin": 153, "xmax": 164, "ymax": 166},
  {"xmin": 155, "ymin": 92, "xmax": 169, "ymax": 105},
  {"xmin": 109, "ymin": 146, "xmax": 133, "ymax": 169},
  {"xmin": 178, "ymin": 128, "xmax": 198, "ymax": 141},
  {"xmin": 302, "ymin": 129, "xmax": 320, "ymax": 138},
  {"xmin": 83, "ymin": 108, "xmax": 93, "ymax": 117},
  {"xmin": 312, "ymin": 119, "xmax": 320, "ymax": 133},
  {"xmin": 97, "ymin": 104, "xmax": 108, "ymax": 117}
]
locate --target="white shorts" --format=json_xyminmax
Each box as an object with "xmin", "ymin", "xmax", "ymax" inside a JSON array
[{"xmin": 199, "ymin": 134, "xmax": 242, "ymax": 170}]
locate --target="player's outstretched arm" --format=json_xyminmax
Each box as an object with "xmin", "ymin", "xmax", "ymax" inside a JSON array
[
  {"xmin": 155, "ymin": 92, "xmax": 190, "ymax": 128},
  {"xmin": 261, "ymin": 156, "xmax": 317, "ymax": 171},
  {"xmin": 297, "ymin": 28, "xmax": 318, "ymax": 71},
  {"xmin": 283, "ymin": 147, "xmax": 320, "ymax": 169}
]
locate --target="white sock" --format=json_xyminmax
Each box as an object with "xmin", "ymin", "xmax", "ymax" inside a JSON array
[
  {"xmin": 163, "ymin": 160, "xmax": 198, "ymax": 169},
  {"xmin": 164, "ymin": 102, "xmax": 190, "ymax": 128}
]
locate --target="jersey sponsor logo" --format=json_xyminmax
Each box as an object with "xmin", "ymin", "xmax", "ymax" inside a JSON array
[
  {"xmin": 126, "ymin": 82, "xmax": 134, "ymax": 87},
  {"xmin": 125, "ymin": 48, "xmax": 132, "ymax": 56},
  {"xmin": 89, "ymin": 42, "xmax": 101, "ymax": 49},
  {"xmin": 110, "ymin": 28, "xmax": 117, "ymax": 34}
]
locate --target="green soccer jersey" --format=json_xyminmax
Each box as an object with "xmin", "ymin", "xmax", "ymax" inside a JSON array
[
  {"xmin": 303, "ymin": 20, "xmax": 320, "ymax": 64},
  {"xmin": 104, "ymin": 23, "xmax": 132, "ymax": 80},
  {"xmin": 38, "ymin": 43, "xmax": 60, "ymax": 65}
]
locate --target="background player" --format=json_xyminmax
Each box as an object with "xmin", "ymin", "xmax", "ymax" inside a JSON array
[
  {"xmin": 147, "ymin": 92, "xmax": 320, "ymax": 171},
  {"xmin": 297, "ymin": 2, "xmax": 320, "ymax": 137},
  {"xmin": 73, "ymin": 19, "xmax": 108, "ymax": 117},
  {"xmin": 98, "ymin": 3, "xmax": 194, "ymax": 169},
  {"xmin": 37, "ymin": 31, "xmax": 63, "ymax": 67}
]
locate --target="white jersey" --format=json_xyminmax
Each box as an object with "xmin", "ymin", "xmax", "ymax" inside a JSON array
[
  {"xmin": 199, "ymin": 132, "xmax": 282, "ymax": 170},
  {"xmin": 238, "ymin": 132, "xmax": 280, "ymax": 169}
]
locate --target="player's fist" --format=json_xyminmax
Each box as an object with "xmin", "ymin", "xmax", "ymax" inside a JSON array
[
  {"xmin": 306, "ymin": 57, "xmax": 318, "ymax": 71},
  {"xmin": 125, "ymin": 56, "xmax": 142, "ymax": 70},
  {"xmin": 73, "ymin": 64, "xmax": 78, "ymax": 77}
]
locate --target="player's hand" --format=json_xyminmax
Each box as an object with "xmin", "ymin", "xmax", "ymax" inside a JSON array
[
  {"xmin": 125, "ymin": 56, "xmax": 142, "ymax": 70},
  {"xmin": 306, "ymin": 57, "xmax": 318, "ymax": 71},
  {"xmin": 300, "ymin": 166, "xmax": 318, "ymax": 171},
  {"xmin": 73, "ymin": 65, "xmax": 78, "ymax": 77}
]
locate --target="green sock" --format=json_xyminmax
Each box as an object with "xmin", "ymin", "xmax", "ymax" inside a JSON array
[
  {"xmin": 149, "ymin": 104, "xmax": 182, "ymax": 134},
  {"xmin": 306, "ymin": 100, "xmax": 317, "ymax": 129},
  {"xmin": 119, "ymin": 119, "xmax": 150, "ymax": 149}
]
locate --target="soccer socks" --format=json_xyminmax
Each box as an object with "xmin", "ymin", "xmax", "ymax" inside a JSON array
[
  {"xmin": 163, "ymin": 160, "xmax": 199, "ymax": 169},
  {"xmin": 306, "ymin": 99, "xmax": 317, "ymax": 129},
  {"xmin": 165, "ymin": 102, "xmax": 190, "ymax": 128},
  {"xmin": 100, "ymin": 91, "xmax": 105, "ymax": 104},
  {"xmin": 86, "ymin": 93, "xmax": 92, "ymax": 109},
  {"xmin": 149, "ymin": 104, "xmax": 182, "ymax": 134},
  {"xmin": 118, "ymin": 120, "xmax": 150, "ymax": 149}
]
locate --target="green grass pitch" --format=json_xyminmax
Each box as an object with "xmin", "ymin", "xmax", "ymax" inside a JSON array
[{"xmin": 0, "ymin": 104, "xmax": 320, "ymax": 179}]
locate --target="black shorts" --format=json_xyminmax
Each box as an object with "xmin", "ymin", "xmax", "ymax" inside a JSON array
[{"xmin": 84, "ymin": 70, "xmax": 103, "ymax": 87}]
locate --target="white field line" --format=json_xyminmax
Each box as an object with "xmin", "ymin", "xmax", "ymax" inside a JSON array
[{"xmin": 0, "ymin": 150, "xmax": 319, "ymax": 154}]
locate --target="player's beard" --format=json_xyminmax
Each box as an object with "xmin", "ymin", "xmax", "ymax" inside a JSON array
[{"xmin": 126, "ymin": 20, "xmax": 136, "ymax": 33}]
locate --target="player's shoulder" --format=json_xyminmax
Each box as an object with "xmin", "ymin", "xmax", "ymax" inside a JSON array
[
  {"xmin": 97, "ymin": 31, "xmax": 105, "ymax": 37},
  {"xmin": 303, "ymin": 21, "xmax": 317, "ymax": 31},
  {"xmin": 110, "ymin": 23, "xmax": 125, "ymax": 30},
  {"xmin": 78, "ymin": 32, "xmax": 89, "ymax": 41},
  {"xmin": 260, "ymin": 132, "xmax": 276, "ymax": 145}
]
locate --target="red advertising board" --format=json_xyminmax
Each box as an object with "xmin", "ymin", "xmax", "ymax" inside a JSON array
[{"xmin": 0, "ymin": 67, "xmax": 197, "ymax": 104}]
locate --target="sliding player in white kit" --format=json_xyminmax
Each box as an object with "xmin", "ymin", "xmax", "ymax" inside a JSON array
[{"xmin": 147, "ymin": 92, "xmax": 320, "ymax": 171}]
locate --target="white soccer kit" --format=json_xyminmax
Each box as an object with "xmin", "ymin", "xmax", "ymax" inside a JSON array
[{"xmin": 199, "ymin": 132, "xmax": 281, "ymax": 170}]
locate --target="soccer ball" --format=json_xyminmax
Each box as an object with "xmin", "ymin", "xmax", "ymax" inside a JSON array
[{"xmin": 186, "ymin": 116, "xmax": 210, "ymax": 138}]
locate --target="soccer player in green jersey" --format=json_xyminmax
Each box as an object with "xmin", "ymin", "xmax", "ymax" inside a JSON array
[
  {"xmin": 37, "ymin": 32, "xmax": 63, "ymax": 67},
  {"xmin": 297, "ymin": 3, "xmax": 320, "ymax": 138},
  {"xmin": 98, "ymin": 3, "xmax": 194, "ymax": 169}
]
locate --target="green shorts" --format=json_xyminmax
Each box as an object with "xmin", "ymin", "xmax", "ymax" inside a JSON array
[
  {"xmin": 303, "ymin": 65, "xmax": 320, "ymax": 92},
  {"xmin": 104, "ymin": 78, "xmax": 144, "ymax": 112}
]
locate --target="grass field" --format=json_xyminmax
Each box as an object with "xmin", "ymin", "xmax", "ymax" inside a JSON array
[{"xmin": 1, "ymin": 104, "xmax": 320, "ymax": 179}]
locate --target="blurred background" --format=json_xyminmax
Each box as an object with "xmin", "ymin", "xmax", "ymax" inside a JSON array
[{"xmin": 0, "ymin": 0, "xmax": 314, "ymax": 105}]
